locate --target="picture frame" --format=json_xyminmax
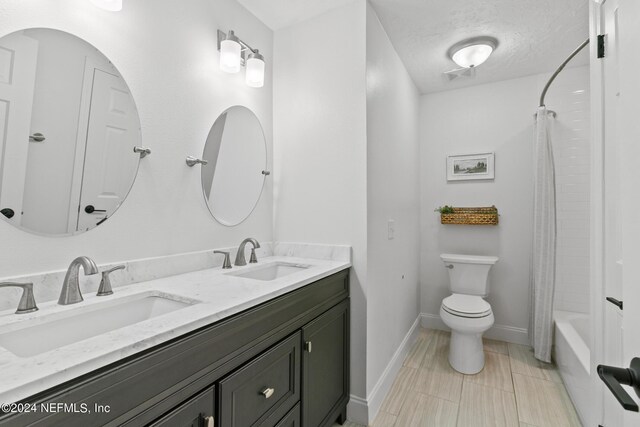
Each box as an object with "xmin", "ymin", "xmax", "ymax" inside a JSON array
[{"xmin": 446, "ymin": 152, "xmax": 495, "ymax": 181}]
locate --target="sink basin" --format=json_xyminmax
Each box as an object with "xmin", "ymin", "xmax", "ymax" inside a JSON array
[
  {"xmin": 0, "ymin": 293, "xmax": 195, "ymax": 358},
  {"xmin": 227, "ymin": 262, "xmax": 310, "ymax": 281}
]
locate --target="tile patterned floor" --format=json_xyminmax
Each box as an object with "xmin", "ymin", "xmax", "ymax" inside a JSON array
[{"xmin": 337, "ymin": 328, "xmax": 581, "ymax": 427}]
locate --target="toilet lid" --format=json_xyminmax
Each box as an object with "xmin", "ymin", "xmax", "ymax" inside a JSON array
[{"xmin": 442, "ymin": 294, "xmax": 492, "ymax": 318}]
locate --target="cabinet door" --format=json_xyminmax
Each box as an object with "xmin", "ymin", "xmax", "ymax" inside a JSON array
[
  {"xmin": 275, "ymin": 403, "xmax": 301, "ymax": 427},
  {"xmin": 301, "ymin": 300, "xmax": 349, "ymax": 427},
  {"xmin": 149, "ymin": 386, "xmax": 214, "ymax": 427}
]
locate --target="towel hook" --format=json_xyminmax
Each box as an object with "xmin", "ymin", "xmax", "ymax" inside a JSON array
[{"xmin": 186, "ymin": 156, "xmax": 208, "ymax": 167}]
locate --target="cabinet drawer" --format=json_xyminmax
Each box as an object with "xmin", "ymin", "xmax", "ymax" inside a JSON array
[
  {"xmin": 149, "ymin": 386, "xmax": 214, "ymax": 427},
  {"xmin": 275, "ymin": 403, "xmax": 300, "ymax": 427},
  {"xmin": 218, "ymin": 332, "xmax": 301, "ymax": 427}
]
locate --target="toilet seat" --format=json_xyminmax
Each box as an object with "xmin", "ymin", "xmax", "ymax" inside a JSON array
[{"xmin": 442, "ymin": 294, "xmax": 492, "ymax": 318}]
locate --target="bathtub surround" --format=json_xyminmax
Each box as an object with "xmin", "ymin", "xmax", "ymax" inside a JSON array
[
  {"xmin": 419, "ymin": 66, "xmax": 591, "ymax": 345},
  {"xmin": 274, "ymin": 2, "xmax": 420, "ymax": 423},
  {"xmin": 530, "ymin": 107, "xmax": 557, "ymax": 363},
  {"xmin": 0, "ymin": 0, "xmax": 274, "ymax": 277},
  {"xmin": 554, "ymin": 310, "xmax": 590, "ymax": 425}
]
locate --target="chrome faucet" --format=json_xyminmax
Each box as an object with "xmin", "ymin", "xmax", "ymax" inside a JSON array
[
  {"xmin": 234, "ymin": 238, "xmax": 261, "ymax": 266},
  {"xmin": 0, "ymin": 282, "xmax": 38, "ymax": 314},
  {"xmin": 58, "ymin": 256, "xmax": 99, "ymax": 305}
]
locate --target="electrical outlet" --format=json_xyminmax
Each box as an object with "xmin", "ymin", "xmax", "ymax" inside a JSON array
[{"xmin": 388, "ymin": 219, "xmax": 395, "ymax": 240}]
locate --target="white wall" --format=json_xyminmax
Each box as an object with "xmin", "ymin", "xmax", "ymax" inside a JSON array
[
  {"xmin": 274, "ymin": 3, "xmax": 420, "ymax": 422},
  {"xmin": 273, "ymin": 0, "xmax": 369, "ymax": 404},
  {"xmin": 420, "ymin": 66, "xmax": 590, "ymax": 341},
  {"xmin": 0, "ymin": 0, "xmax": 273, "ymax": 277},
  {"xmin": 365, "ymin": 0, "xmax": 420, "ymax": 403}
]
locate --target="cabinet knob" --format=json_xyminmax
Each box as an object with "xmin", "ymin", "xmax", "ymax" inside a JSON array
[
  {"xmin": 305, "ymin": 341, "xmax": 312, "ymax": 353},
  {"xmin": 261, "ymin": 387, "xmax": 275, "ymax": 399},
  {"xmin": 203, "ymin": 415, "xmax": 214, "ymax": 427}
]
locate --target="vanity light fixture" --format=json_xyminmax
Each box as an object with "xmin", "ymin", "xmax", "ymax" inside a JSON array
[
  {"xmin": 90, "ymin": 0, "xmax": 123, "ymax": 11},
  {"xmin": 219, "ymin": 30, "xmax": 242, "ymax": 73},
  {"xmin": 245, "ymin": 50, "xmax": 265, "ymax": 88},
  {"xmin": 217, "ymin": 30, "xmax": 265, "ymax": 88},
  {"xmin": 448, "ymin": 37, "xmax": 498, "ymax": 68}
]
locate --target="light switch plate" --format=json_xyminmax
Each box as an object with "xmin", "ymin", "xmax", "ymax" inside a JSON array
[{"xmin": 388, "ymin": 219, "xmax": 395, "ymax": 240}]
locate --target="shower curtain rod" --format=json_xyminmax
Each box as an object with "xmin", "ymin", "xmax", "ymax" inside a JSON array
[{"xmin": 539, "ymin": 38, "xmax": 590, "ymax": 108}]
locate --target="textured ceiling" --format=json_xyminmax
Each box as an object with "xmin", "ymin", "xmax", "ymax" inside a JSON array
[
  {"xmin": 236, "ymin": 0, "xmax": 355, "ymax": 30},
  {"xmin": 238, "ymin": 0, "xmax": 590, "ymax": 94},
  {"xmin": 368, "ymin": 0, "xmax": 589, "ymax": 93}
]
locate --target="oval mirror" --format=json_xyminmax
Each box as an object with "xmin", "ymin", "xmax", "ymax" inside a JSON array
[
  {"xmin": 0, "ymin": 28, "xmax": 142, "ymax": 236},
  {"xmin": 201, "ymin": 106, "xmax": 267, "ymax": 226}
]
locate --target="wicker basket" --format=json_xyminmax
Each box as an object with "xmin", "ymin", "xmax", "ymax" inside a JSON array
[{"xmin": 440, "ymin": 206, "xmax": 499, "ymax": 225}]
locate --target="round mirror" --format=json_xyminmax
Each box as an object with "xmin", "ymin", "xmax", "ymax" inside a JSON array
[
  {"xmin": 201, "ymin": 106, "xmax": 267, "ymax": 226},
  {"xmin": 0, "ymin": 29, "xmax": 142, "ymax": 236}
]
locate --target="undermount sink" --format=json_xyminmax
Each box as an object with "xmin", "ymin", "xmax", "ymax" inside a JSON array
[
  {"xmin": 226, "ymin": 262, "xmax": 311, "ymax": 281},
  {"xmin": 0, "ymin": 292, "xmax": 196, "ymax": 358}
]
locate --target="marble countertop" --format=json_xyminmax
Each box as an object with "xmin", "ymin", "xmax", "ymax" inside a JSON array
[{"xmin": 0, "ymin": 254, "xmax": 351, "ymax": 403}]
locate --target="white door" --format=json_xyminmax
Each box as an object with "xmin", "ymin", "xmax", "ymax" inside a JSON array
[
  {"xmin": 0, "ymin": 33, "xmax": 38, "ymax": 226},
  {"xmin": 76, "ymin": 68, "xmax": 139, "ymax": 231},
  {"xmin": 597, "ymin": 0, "xmax": 640, "ymax": 425}
]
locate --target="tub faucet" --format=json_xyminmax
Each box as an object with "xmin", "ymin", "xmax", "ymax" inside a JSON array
[
  {"xmin": 58, "ymin": 256, "xmax": 99, "ymax": 305},
  {"xmin": 234, "ymin": 238, "xmax": 261, "ymax": 266},
  {"xmin": 0, "ymin": 282, "xmax": 38, "ymax": 314}
]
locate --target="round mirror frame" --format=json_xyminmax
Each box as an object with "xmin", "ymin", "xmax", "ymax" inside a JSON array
[
  {"xmin": 0, "ymin": 28, "xmax": 143, "ymax": 237},
  {"xmin": 201, "ymin": 105, "xmax": 267, "ymax": 227}
]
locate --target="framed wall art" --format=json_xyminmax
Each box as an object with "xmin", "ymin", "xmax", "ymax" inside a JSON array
[{"xmin": 446, "ymin": 152, "xmax": 495, "ymax": 181}]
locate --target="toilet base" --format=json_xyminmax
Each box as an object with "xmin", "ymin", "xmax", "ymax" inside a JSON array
[{"xmin": 448, "ymin": 330, "xmax": 485, "ymax": 374}]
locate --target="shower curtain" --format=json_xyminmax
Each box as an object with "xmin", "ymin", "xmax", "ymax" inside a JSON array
[{"xmin": 530, "ymin": 106, "xmax": 556, "ymax": 363}]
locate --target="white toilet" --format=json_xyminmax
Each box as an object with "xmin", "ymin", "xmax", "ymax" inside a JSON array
[{"xmin": 439, "ymin": 253, "xmax": 499, "ymax": 374}]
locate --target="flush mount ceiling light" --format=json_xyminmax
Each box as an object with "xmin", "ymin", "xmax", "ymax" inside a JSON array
[
  {"xmin": 448, "ymin": 37, "xmax": 498, "ymax": 68},
  {"xmin": 90, "ymin": 0, "xmax": 122, "ymax": 11},
  {"xmin": 217, "ymin": 30, "xmax": 266, "ymax": 88}
]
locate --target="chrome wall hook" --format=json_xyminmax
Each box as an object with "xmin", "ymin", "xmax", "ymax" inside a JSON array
[
  {"xmin": 186, "ymin": 156, "xmax": 208, "ymax": 167},
  {"xmin": 133, "ymin": 146, "xmax": 152, "ymax": 158}
]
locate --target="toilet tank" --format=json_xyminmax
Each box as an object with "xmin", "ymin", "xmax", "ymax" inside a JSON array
[{"xmin": 440, "ymin": 254, "xmax": 499, "ymax": 296}]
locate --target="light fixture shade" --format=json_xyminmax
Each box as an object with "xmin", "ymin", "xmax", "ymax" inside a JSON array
[
  {"xmin": 220, "ymin": 32, "xmax": 241, "ymax": 74},
  {"xmin": 245, "ymin": 50, "xmax": 265, "ymax": 88},
  {"xmin": 90, "ymin": 0, "xmax": 122, "ymax": 11},
  {"xmin": 448, "ymin": 37, "xmax": 498, "ymax": 68}
]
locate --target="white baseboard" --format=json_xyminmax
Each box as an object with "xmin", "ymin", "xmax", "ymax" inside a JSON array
[
  {"xmin": 366, "ymin": 316, "xmax": 420, "ymax": 423},
  {"xmin": 420, "ymin": 312, "xmax": 447, "ymax": 331},
  {"xmin": 420, "ymin": 313, "xmax": 529, "ymax": 345},
  {"xmin": 346, "ymin": 394, "xmax": 368, "ymax": 425},
  {"xmin": 347, "ymin": 315, "xmax": 421, "ymax": 425}
]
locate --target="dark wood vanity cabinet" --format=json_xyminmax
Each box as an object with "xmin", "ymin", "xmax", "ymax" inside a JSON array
[
  {"xmin": 218, "ymin": 332, "xmax": 301, "ymax": 427},
  {"xmin": 302, "ymin": 301, "xmax": 349, "ymax": 427},
  {"xmin": 149, "ymin": 386, "xmax": 215, "ymax": 427},
  {"xmin": 0, "ymin": 269, "xmax": 350, "ymax": 427}
]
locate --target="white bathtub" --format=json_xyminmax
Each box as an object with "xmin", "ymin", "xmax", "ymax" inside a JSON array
[{"xmin": 554, "ymin": 310, "xmax": 590, "ymax": 426}]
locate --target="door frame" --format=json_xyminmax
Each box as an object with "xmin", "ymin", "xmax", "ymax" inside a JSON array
[
  {"xmin": 66, "ymin": 56, "xmax": 95, "ymax": 233},
  {"xmin": 66, "ymin": 57, "xmax": 120, "ymax": 233},
  {"xmin": 589, "ymin": 0, "xmax": 606, "ymax": 425}
]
